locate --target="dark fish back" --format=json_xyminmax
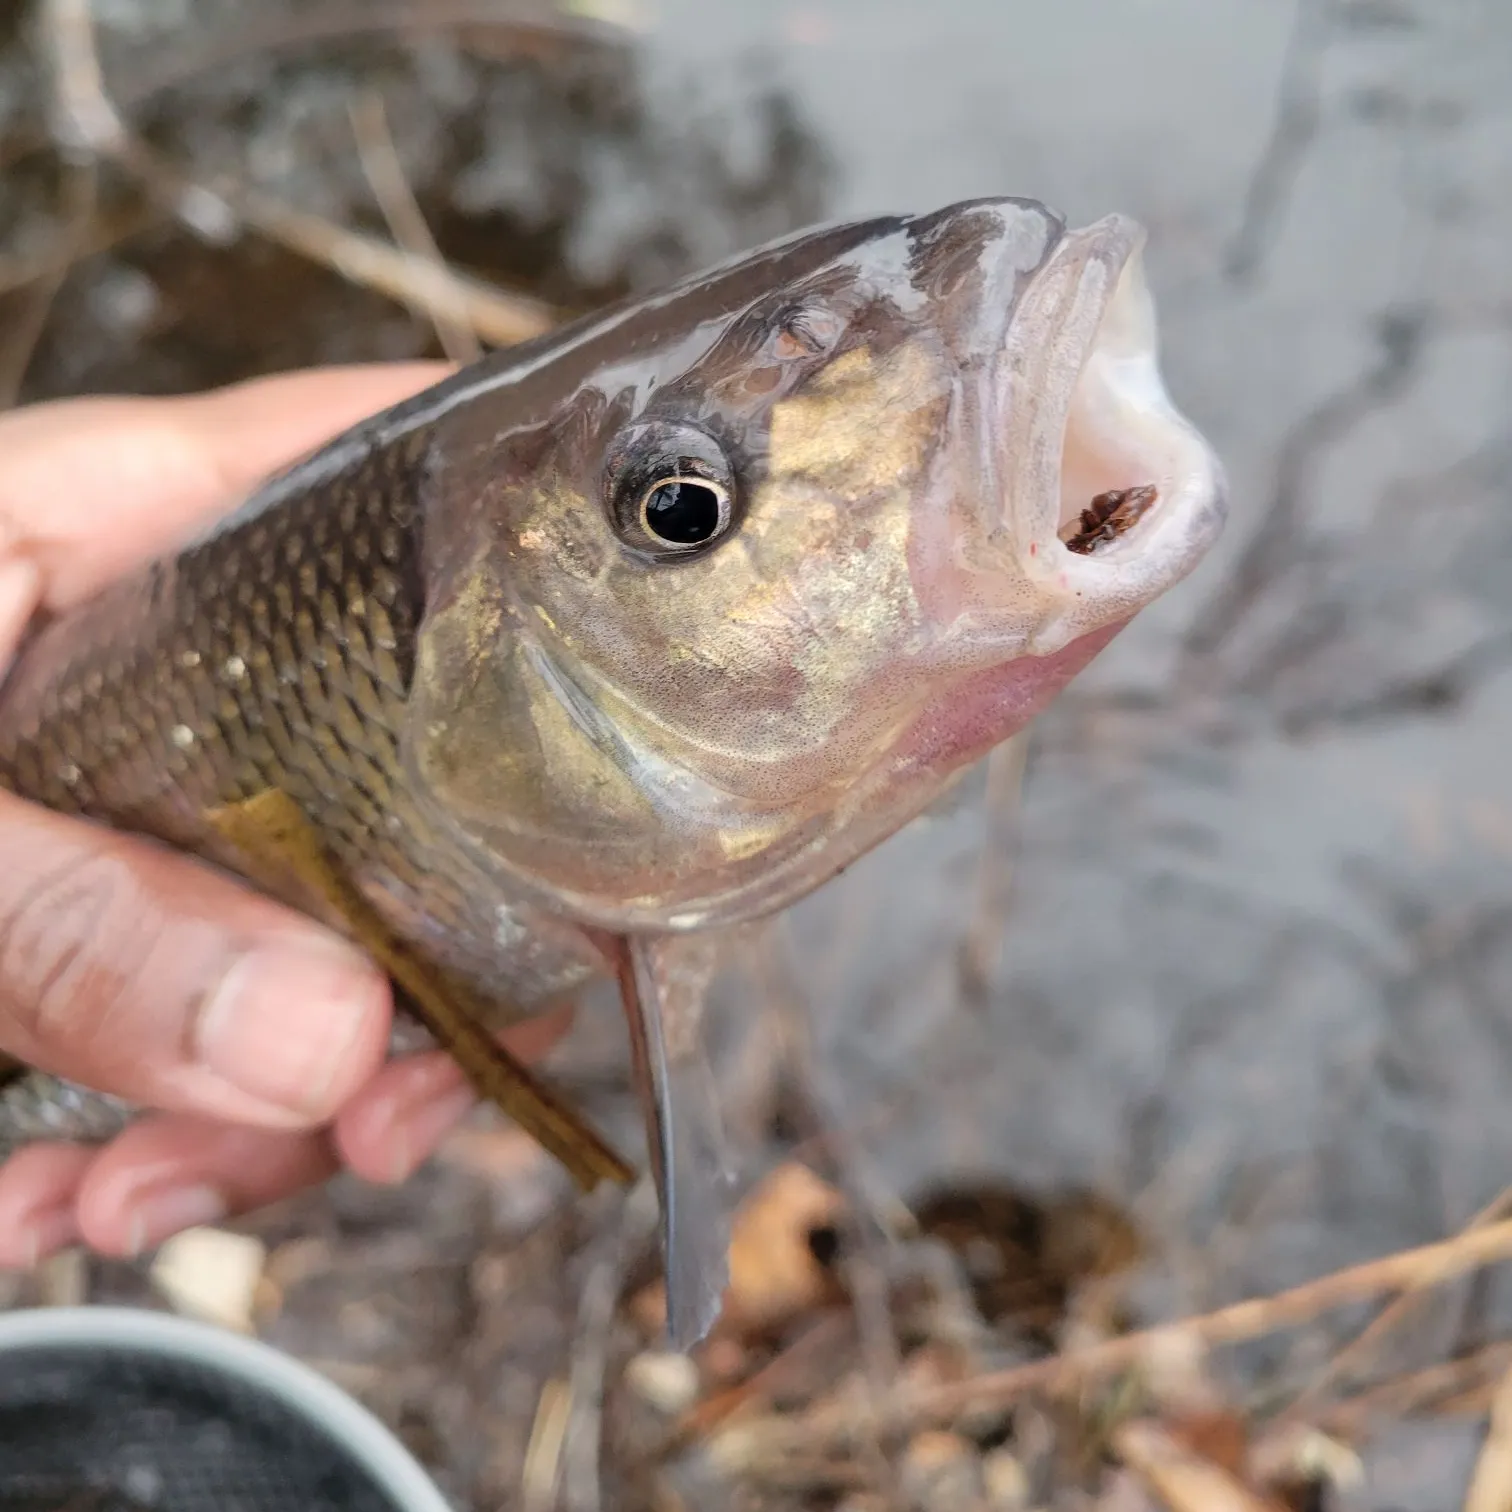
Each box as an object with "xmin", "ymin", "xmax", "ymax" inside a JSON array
[{"xmin": 0, "ymin": 429, "xmax": 425, "ymax": 843}]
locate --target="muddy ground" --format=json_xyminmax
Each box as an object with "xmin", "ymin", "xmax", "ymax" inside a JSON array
[{"xmin": 1, "ymin": 1, "xmax": 1511, "ymax": 1508}]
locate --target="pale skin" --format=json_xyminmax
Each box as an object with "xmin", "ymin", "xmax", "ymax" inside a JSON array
[{"xmin": 0, "ymin": 365, "xmax": 571, "ymax": 1269}]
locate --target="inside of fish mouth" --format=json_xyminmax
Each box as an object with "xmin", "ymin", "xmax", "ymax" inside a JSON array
[{"xmin": 1053, "ymin": 275, "xmax": 1184, "ymax": 551}]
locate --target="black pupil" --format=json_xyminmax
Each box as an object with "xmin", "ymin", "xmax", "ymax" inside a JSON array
[{"xmin": 644, "ymin": 479, "xmax": 722, "ymax": 545}]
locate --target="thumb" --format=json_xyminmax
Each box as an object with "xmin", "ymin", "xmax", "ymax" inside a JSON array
[{"xmin": 0, "ymin": 791, "xmax": 392, "ymax": 1129}]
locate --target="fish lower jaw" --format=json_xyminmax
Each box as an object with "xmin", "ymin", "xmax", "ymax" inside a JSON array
[
  {"xmin": 900, "ymin": 621, "xmax": 1127, "ymax": 781},
  {"xmin": 1014, "ymin": 236, "xmax": 1228, "ymax": 657}
]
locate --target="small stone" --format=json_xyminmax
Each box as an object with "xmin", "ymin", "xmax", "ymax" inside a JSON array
[
  {"xmin": 150, "ymin": 1227, "xmax": 266, "ymax": 1333},
  {"xmin": 170, "ymin": 724, "xmax": 195, "ymax": 749},
  {"xmin": 982, "ymin": 1447, "xmax": 1030, "ymax": 1508},
  {"xmin": 624, "ymin": 1350, "xmax": 701, "ymax": 1416},
  {"xmin": 902, "ymin": 1430, "xmax": 983, "ymax": 1510},
  {"xmin": 1290, "ymin": 1429, "xmax": 1364, "ymax": 1489},
  {"xmin": 906, "ymin": 1430, "xmax": 975, "ymax": 1470},
  {"xmin": 87, "ymin": 263, "xmax": 160, "ymax": 336},
  {"xmin": 38, "ymin": 1249, "xmax": 87, "ymax": 1308},
  {"xmin": 706, "ymin": 1418, "xmax": 798, "ymax": 1476}
]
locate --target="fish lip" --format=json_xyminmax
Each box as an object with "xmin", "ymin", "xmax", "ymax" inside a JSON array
[{"xmin": 990, "ymin": 214, "xmax": 1229, "ymax": 657}]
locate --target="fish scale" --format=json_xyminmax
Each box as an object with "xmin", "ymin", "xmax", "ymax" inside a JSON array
[
  {"xmin": 10, "ymin": 441, "xmax": 406, "ymax": 822},
  {"xmin": 0, "ymin": 426, "xmax": 540, "ymax": 1028}
]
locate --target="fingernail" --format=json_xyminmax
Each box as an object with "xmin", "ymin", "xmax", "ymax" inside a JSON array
[
  {"xmin": 387, "ymin": 1084, "xmax": 476, "ymax": 1184},
  {"xmin": 18, "ymin": 1206, "xmax": 78, "ymax": 1269},
  {"xmin": 197, "ymin": 935, "xmax": 385, "ymax": 1117},
  {"xmin": 125, "ymin": 1184, "xmax": 227, "ymax": 1256}
]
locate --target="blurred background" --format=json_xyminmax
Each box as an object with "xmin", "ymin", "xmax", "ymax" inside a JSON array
[{"xmin": 2, "ymin": 2, "xmax": 1511, "ymax": 1508}]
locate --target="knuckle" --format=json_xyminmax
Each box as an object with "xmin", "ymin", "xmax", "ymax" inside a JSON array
[{"xmin": 0, "ymin": 845, "xmax": 160, "ymax": 1053}]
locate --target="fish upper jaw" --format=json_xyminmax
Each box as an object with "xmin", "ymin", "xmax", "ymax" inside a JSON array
[{"xmin": 925, "ymin": 213, "xmax": 1228, "ymax": 667}]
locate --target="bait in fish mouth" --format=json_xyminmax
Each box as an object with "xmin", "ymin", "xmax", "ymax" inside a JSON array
[
  {"xmin": 1061, "ymin": 484, "xmax": 1159, "ymax": 555},
  {"xmin": 0, "ymin": 197, "xmax": 1228, "ymax": 1349}
]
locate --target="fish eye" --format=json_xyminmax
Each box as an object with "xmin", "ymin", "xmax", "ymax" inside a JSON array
[
  {"xmin": 604, "ymin": 421, "xmax": 740, "ymax": 562},
  {"xmin": 639, "ymin": 475, "xmax": 732, "ymax": 547}
]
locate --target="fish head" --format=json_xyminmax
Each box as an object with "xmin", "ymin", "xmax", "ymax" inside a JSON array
[{"xmin": 409, "ymin": 198, "xmax": 1226, "ymax": 928}]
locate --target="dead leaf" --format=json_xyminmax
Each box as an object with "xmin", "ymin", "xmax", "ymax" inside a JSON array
[{"xmin": 1113, "ymin": 1418, "xmax": 1288, "ymax": 1512}]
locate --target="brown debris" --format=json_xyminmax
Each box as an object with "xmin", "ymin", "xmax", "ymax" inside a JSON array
[
  {"xmin": 662, "ymin": 1315, "xmax": 857, "ymax": 1462},
  {"xmin": 1061, "ymin": 484, "xmax": 1160, "ymax": 555},
  {"xmin": 597, "ymin": 1175, "xmax": 1508, "ymax": 1504},
  {"xmin": 891, "ymin": 1213, "xmax": 1512, "ymax": 1437},
  {"xmin": 36, "ymin": 0, "xmax": 558, "ymax": 362},
  {"xmin": 1112, "ymin": 1419, "xmax": 1285, "ymax": 1512},
  {"xmin": 6, "ymin": 9, "xmax": 1509, "ymax": 1512},
  {"xmin": 1162, "ymin": 1408, "xmax": 1252, "ymax": 1480},
  {"xmin": 911, "ymin": 1182, "xmax": 1145, "ymax": 1339},
  {"xmin": 1286, "ymin": 1180, "xmax": 1512, "ymax": 1422}
]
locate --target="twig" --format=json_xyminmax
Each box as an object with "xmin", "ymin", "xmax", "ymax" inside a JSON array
[
  {"xmin": 705, "ymin": 1428, "xmax": 871, "ymax": 1495},
  {"xmin": 1438, "ymin": 1382, "xmax": 1512, "ymax": 1423},
  {"xmin": 41, "ymin": 0, "xmax": 128, "ymax": 155},
  {"xmin": 751, "ymin": 923, "xmax": 904, "ymax": 1499},
  {"xmin": 0, "ymin": 204, "xmax": 160, "ymax": 299},
  {"xmin": 232, "ymin": 180, "xmax": 556, "ymax": 346},
  {"xmin": 755, "ymin": 923, "xmax": 905, "ymax": 1384},
  {"xmin": 561, "ymin": 1185, "xmax": 654, "ymax": 1512},
  {"xmin": 922, "ymin": 1217, "xmax": 1512, "ymax": 1421},
  {"xmin": 662, "ymin": 1311, "xmax": 856, "ymax": 1452},
  {"xmin": 348, "ymin": 89, "xmax": 482, "ymax": 364},
  {"xmin": 523, "ymin": 1377, "xmax": 572, "ymax": 1512},
  {"xmin": 1286, "ymin": 1184, "xmax": 1512, "ymax": 1422},
  {"xmin": 1463, "ymin": 1366, "xmax": 1512, "ymax": 1512},
  {"xmin": 38, "ymin": 0, "xmax": 556, "ymax": 350},
  {"xmin": 0, "ymin": 0, "xmax": 617, "ymax": 181},
  {"xmin": 1317, "ymin": 1340, "xmax": 1512, "ymax": 1437},
  {"xmin": 792, "ymin": 1216, "xmax": 1512, "ymax": 1451},
  {"xmin": 1112, "ymin": 1420, "xmax": 1276, "ymax": 1512}
]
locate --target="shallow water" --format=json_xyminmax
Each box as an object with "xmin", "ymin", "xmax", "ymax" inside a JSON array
[{"xmin": 3, "ymin": 2, "xmax": 1512, "ymax": 1505}]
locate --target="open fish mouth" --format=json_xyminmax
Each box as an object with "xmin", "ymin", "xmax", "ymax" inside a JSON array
[{"xmin": 998, "ymin": 214, "xmax": 1228, "ymax": 657}]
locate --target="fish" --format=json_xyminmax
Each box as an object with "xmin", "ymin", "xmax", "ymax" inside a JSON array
[{"xmin": 0, "ymin": 197, "xmax": 1226, "ymax": 1348}]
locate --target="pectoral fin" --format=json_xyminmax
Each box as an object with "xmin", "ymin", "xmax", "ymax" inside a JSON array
[{"xmin": 205, "ymin": 789, "xmax": 634, "ymax": 1191}]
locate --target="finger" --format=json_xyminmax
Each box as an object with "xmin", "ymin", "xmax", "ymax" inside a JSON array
[
  {"xmin": 335, "ymin": 1003, "xmax": 577, "ymax": 1184},
  {"xmin": 0, "ymin": 789, "xmax": 392, "ymax": 1129},
  {"xmin": 0, "ymin": 363, "xmax": 449, "ymax": 614},
  {"xmin": 72, "ymin": 1116, "xmax": 340, "ymax": 1257},
  {"xmin": 0, "ymin": 1142, "xmax": 93, "ymax": 1267}
]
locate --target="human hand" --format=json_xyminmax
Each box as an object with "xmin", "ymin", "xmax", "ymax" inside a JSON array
[{"xmin": 0, "ymin": 366, "xmax": 570, "ymax": 1268}]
